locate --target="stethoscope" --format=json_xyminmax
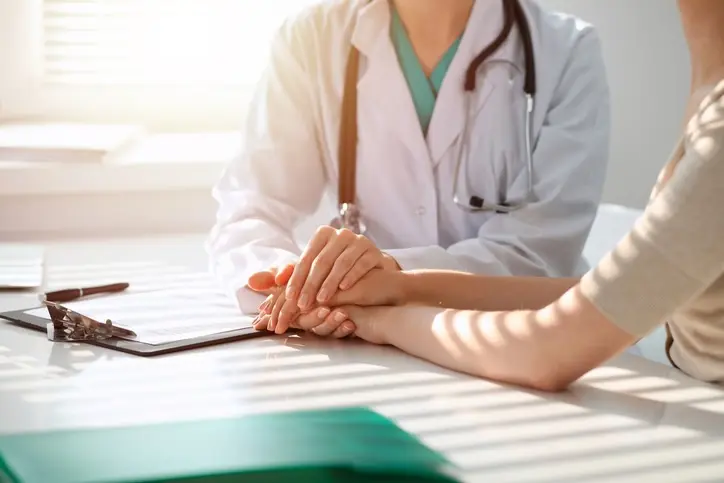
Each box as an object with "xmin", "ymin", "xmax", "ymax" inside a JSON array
[{"xmin": 332, "ymin": 0, "xmax": 537, "ymax": 235}]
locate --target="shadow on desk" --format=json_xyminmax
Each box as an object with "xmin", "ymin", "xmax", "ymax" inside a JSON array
[
  {"xmin": 272, "ymin": 335, "xmax": 724, "ymax": 480},
  {"xmin": 3, "ymin": 328, "xmax": 724, "ymax": 483},
  {"xmin": 3, "ymin": 328, "xmax": 723, "ymax": 434},
  {"xmin": 249, "ymin": 336, "xmax": 724, "ymax": 480},
  {"xmin": 273, "ymin": 335, "xmax": 724, "ymax": 433}
]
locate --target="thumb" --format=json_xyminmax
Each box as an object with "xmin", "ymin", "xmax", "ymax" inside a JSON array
[
  {"xmin": 274, "ymin": 263, "xmax": 295, "ymax": 286},
  {"xmin": 247, "ymin": 270, "xmax": 277, "ymax": 292}
]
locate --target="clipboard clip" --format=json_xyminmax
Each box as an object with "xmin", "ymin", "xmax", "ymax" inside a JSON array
[{"xmin": 43, "ymin": 301, "xmax": 137, "ymax": 342}]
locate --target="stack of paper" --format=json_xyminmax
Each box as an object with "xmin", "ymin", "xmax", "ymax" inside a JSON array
[{"xmin": 0, "ymin": 244, "xmax": 44, "ymax": 289}]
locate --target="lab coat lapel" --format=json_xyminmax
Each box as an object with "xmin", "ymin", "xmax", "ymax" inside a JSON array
[
  {"xmin": 427, "ymin": 0, "xmax": 521, "ymax": 168},
  {"xmin": 352, "ymin": 0, "xmax": 432, "ymax": 168}
]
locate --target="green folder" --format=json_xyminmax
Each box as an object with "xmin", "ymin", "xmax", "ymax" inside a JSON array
[{"xmin": 0, "ymin": 407, "xmax": 461, "ymax": 483}]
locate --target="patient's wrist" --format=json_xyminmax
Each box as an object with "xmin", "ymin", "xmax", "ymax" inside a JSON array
[
  {"xmin": 381, "ymin": 252, "xmax": 401, "ymax": 271},
  {"xmin": 394, "ymin": 271, "xmax": 420, "ymax": 306}
]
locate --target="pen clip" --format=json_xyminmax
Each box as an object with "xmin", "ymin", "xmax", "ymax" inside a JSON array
[{"xmin": 43, "ymin": 301, "xmax": 137, "ymax": 342}]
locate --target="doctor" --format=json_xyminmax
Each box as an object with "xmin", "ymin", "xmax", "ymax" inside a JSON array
[{"xmin": 207, "ymin": 0, "xmax": 611, "ymax": 321}]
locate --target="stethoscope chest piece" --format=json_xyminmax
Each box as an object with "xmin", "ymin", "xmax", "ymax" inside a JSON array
[{"xmin": 330, "ymin": 203, "xmax": 366, "ymax": 235}]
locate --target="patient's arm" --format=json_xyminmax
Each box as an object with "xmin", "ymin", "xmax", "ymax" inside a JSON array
[
  {"xmin": 402, "ymin": 271, "xmax": 580, "ymax": 311},
  {"xmin": 329, "ymin": 269, "xmax": 580, "ymax": 312},
  {"xmin": 347, "ymin": 284, "xmax": 636, "ymax": 392}
]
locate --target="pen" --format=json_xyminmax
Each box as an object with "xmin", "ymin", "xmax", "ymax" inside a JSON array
[{"xmin": 42, "ymin": 282, "xmax": 130, "ymax": 303}]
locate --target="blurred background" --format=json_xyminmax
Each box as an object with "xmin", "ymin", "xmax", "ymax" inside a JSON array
[{"xmin": 0, "ymin": 0, "xmax": 689, "ymax": 241}]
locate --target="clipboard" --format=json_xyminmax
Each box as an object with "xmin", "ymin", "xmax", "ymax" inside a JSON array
[{"xmin": 0, "ymin": 305, "xmax": 272, "ymax": 357}]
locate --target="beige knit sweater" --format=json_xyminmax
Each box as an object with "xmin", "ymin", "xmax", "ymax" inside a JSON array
[{"xmin": 580, "ymin": 79, "xmax": 724, "ymax": 383}]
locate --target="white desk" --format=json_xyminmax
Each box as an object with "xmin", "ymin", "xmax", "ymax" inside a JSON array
[{"xmin": 2, "ymin": 235, "xmax": 724, "ymax": 482}]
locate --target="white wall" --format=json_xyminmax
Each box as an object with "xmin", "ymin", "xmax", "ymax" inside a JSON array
[
  {"xmin": 0, "ymin": 0, "xmax": 40, "ymax": 118},
  {"xmin": 539, "ymin": 0, "xmax": 690, "ymax": 208}
]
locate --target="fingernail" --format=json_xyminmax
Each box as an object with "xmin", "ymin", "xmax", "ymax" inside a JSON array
[
  {"xmin": 299, "ymin": 294, "xmax": 309, "ymax": 309},
  {"xmin": 268, "ymin": 319, "xmax": 276, "ymax": 332},
  {"xmin": 317, "ymin": 289, "xmax": 329, "ymax": 302},
  {"xmin": 258, "ymin": 301, "xmax": 269, "ymax": 312},
  {"xmin": 318, "ymin": 307, "xmax": 330, "ymax": 319},
  {"xmin": 334, "ymin": 311, "xmax": 346, "ymax": 322},
  {"xmin": 342, "ymin": 322, "xmax": 354, "ymax": 331},
  {"xmin": 339, "ymin": 280, "xmax": 350, "ymax": 290}
]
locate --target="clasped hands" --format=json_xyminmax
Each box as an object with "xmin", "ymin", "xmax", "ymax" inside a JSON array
[{"xmin": 247, "ymin": 226, "xmax": 401, "ymax": 340}]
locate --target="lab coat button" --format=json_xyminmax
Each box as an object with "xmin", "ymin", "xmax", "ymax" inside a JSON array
[{"xmin": 416, "ymin": 206, "xmax": 426, "ymax": 216}]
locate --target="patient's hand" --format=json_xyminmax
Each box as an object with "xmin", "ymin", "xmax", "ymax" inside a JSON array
[{"xmin": 253, "ymin": 285, "xmax": 355, "ymax": 338}]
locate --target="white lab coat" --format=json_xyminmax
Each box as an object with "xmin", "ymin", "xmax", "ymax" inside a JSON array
[{"xmin": 207, "ymin": 0, "xmax": 610, "ymax": 311}]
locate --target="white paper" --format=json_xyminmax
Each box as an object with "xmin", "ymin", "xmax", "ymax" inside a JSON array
[{"xmin": 26, "ymin": 286, "xmax": 254, "ymax": 345}]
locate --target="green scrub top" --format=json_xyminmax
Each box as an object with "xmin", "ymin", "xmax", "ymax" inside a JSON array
[{"xmin": 390, "ymin": 7, "xmax": 464, "ymax": 135}]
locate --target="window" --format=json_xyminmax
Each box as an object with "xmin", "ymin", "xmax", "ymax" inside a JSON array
[
  {"xmin": 0, "ymin": 0, "xmax": 319, "ymax": 211},
  {"xmin": 2, "ymin": 0, "xmax": 319, "ymax": 130},
  {"xmin": 42, "ymin": 0, "xmax": 302, "ymax": 87}
]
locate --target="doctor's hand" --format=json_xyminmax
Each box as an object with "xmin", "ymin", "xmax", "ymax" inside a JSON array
[
  {"xmin": 274, "ymin": 227, "xmax": 400, "ymax": 333},
  {"xmin": 291, "ymin": 227, "xmax": 400, "ymax": 307}
]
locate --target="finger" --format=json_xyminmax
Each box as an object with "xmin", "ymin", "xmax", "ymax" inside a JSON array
[
  {"xmin": 287, "ymin": 307, "xmax": 325, "ymax": 332},
  {"xmin": 316, "ymin": 240, "xmax": 368, "ymax": 304},
  {"xmin": 268, "ymin": 290, "xmax": 287, "ymax": 333},
  {"xmin": 309, "ymin": 309, "xmax": 349, "ymax": 337},
  {"xmin": 339, "ymin": 251, "xmax": 380, "ymax": 291},
  {"xmin": 258, "ymin": 294, "xmax": 274, "ymax": 314},
  {"xmin": 261, "ymin": 287, "xmax": 285, "ymax": 315},
  {"xmin": 253, "ymin": 314, "xmax": 270, "ymax": 331},
  {"xmin": 275, "ymin": 296, "xmax": 301, "ymax": 335},
  {"xmin": 275, "ymin": 263, "xmax": 295, "ymax": 286},
  {"xmin": 298, "ymin": 229, "xmax": 357, "ymax": 310},
  {"xmin": 330, "ymin": 320, "xmax": 356, "ymax": 339},
  {"xmin": 291, "ymin": 306, "xmax": 330, "ymax": 331},
  {"xmin": 286, "ymin": 226, "xmax": 335, "ymax": 302},
  {"xmin": 247, "ymin": 270, "xmax": 277, "ymax": 292}
]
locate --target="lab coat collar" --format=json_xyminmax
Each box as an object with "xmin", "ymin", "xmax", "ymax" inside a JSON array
[
  {"xmin": 350, "ymin": 0, "xmax": 524, "ymax": 68},
  {"xmin": 350, "ymin": 0, "xmax": 526, "ymax": 169},
  {"xmin": 350, "ymin": 0, "xmax": 388, "ymax": 56},
  {"xmin": 351, "ymin": 0, "xmax": 432, "ymax": 172}
]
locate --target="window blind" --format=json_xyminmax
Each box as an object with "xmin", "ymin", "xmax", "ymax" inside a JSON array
[{"xmin": 42, "ymin": 0, "xmax": 314, "ymax": 86}]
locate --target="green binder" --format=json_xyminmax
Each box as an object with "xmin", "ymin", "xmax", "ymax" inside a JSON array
[{"xmin": 0, "ymin": 407, "xmax": 461, "ymax": 483}]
